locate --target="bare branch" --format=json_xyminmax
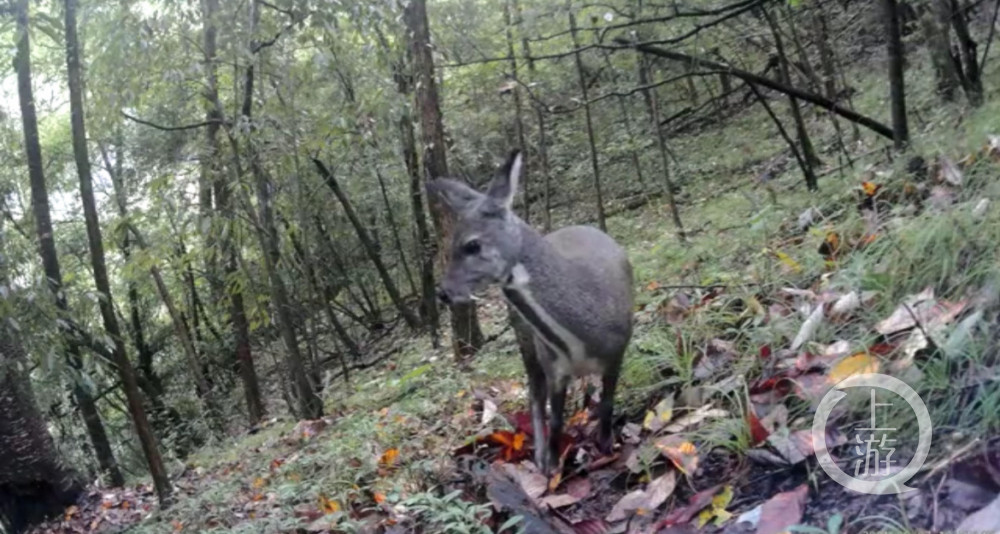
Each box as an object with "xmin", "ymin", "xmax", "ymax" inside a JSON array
[{"xmin": 121, "ymin": 111, "xmax": 221, "ymax": 131}]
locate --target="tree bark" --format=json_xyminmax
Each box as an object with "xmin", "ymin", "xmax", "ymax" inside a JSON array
[
  {"xmin": 638, "ymin": 52, "xmax": 686, "ymax": 238},
  {"xmin": 63, "ymin": 0, "xmax": 171, "ymax": 503},
  {"xmin": 242, "ymin": 0, "xmax": 322, "ymax": 419},
  {"xmin": 923, "ymin": 0, "xmax": 963, "ymax": 101},
  {"xmin": 882, "ymin": 0, "xmax": 910, "ymax": 148},
  {"xmin": 312, "ymin": 159, "xmax": 420, "ymax": 330},
  {"xmin": 568, "ymin": 3, "xmax": 608, "ymax": 231},
  {"xmin": 14, "ymin": 0, "xmax": 125, "ymax": 490},
  {"xmin": 404, "ymin": 0, "xmax": 484, "ymax": 359}
]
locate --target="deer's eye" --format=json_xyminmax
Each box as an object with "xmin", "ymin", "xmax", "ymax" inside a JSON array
[{"xmin": 461, "ymin": 239, "xmax": 481, "ymax": 256}]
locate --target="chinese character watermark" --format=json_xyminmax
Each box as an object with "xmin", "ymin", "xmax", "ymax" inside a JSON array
[{"xmin": 812, "ymin": 373, "xmax": 932, "ymax": 495}]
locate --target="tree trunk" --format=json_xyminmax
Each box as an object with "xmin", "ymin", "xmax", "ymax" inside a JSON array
[
  {"xmin": 199, "ymin": 0, "xmax": 263, "ymax": 426},
  {"xmin": 637, "ymin": 50, "xmax": 686, "ymax": 238},
  {"xmin": 373, "ymin": 158, "xmax": 417, "ymax": 297},
  {"xmin": 518, "ymin": 14, "xmax": 553, "ymax": 232},
  {"xmin": 882, "ymin": 0, "xmax": 910, "ymax": 148},
  {"xmin": 14, "ymin": 0, "xmax": 125, "ymax": 490},
  {"xmin": 395, "ymin": 61, "xmax": 440, "ymax": 344},
  {"xmin": 404, "ymin": 0, "xmax": 484, "ymax": 359},
  {"xmin": 312, "ymin": 159, "xmax": 420, "ymax": 330},
  {"xmin": 568, "ymin": 3, "xmax": 608, "ymax": 231},
  {"xmin": 0, "ymin": 321, "xmax": 83, "ymax": 533},
  {"xmin": 811, "ymin": 6, "xmax": 840, "ymax": 101},
  {"xmin": 504, "ymin": 0, "xmax": 530, "ymax": 223},
  {"xmin": 922, "ymin": 0, "xmax": 963, "ymax": 101},
  {"xmin": 125, "ymin": 225, "xmax": 221, "ymax": 433},
  {"xmin": 63, "ymin": 0, "xmax": 171, "ymax": 503},
  {"xmin": 242, "ymin": 0, "xmax": 322, "ymax": 420},
  {"xmin": 763, "ymin": 6, "xmax": 820, "ymax": 189},
  {"xmin": 949, "ymin": 0, "xmax": 983, "ymax": 105}
]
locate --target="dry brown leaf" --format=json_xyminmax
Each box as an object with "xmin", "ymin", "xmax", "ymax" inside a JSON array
[
  {"xmin": 938, "ymin": 155, "xmax": 963, "ymax": 186},
  {"xmin": 755, "ymin": 484, "xmax": 808, "ymax": 534},
  {"xmin": 605, "ymin": 471, "xmax": 677, "ymax": 522},
  {"xmin": 663, "ymin": 405, "xmax": 728, "ymax": 433},
  {"xmin": 501, "ymin": 462, "xmax": 547, "ymax": 500}
]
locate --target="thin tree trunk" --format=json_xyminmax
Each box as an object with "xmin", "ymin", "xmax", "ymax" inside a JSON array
[
  {"xmin": 62, "ymin": 0, "xmax": 171, "ymax": 502},
  {"xmin": 638, "ymin": 53, "xmax": 685, "ymax": 238},
  {"xmin": 882, "ymin": 0, "xmax": 910, "ymax": 148},
  {"xmin": 14, "ymin": 0, "xmax": 126, "ymax": 491},
  {"xmin": 200, "ymin": 0, "xmax": 263, "ymax": 426},
  {"xmin": 811, "ymin": 5, "xmax": 839, "ymax": 100},
  {"xmin": 312, "ymin": 159, "xmax": 420, "ymax": 330},
  {"xmin": 763, "ymin": 6, "xmax": 820, "ymax": 188},
  {"xmin": 568, "ymin": 2, "xmax": 607, "ymax": 231},
  {"xmin": 923, "ymin": 1, "xmax": 963, "ymax": 101},
  {"xmin": 396, "ymin": 73, "xmax": 439, "ymax": 344},
  {"xmin": 373, "ymin": 159, "xmax": 417, "ymax": 297},
  {"xmin": 504, "ymin": 0, "xmax": 530, "ymax": 223},
  {"xmin": 242, "ymin": 0, "xmax": 322, "ymax": 420},
  {"xmin": 783, "ymin": 3, "xmax": 822, "ymax": 94},
  {"xmin": 949, "ymin": 0, "xmax": 983, "ymax": 105},
  {"xmin": 404, "ymin": 0, "xmax": 484, "ymax": 359},
  {"xmin": 518, "ymin": 14, "xmax": 553, "ymax": 232}
]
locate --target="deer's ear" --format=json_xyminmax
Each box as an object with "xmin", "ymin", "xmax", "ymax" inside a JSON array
[
  {"xmin": 426, "ymin": 178, "xmax": 483, "ymax": 213},
  {"xmin": 486, "ymin": 150, "xmax": 522, "ymax": 211}
]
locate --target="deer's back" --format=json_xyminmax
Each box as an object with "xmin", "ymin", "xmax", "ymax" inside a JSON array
[{"xmin": 542, "ymin": 225, "xmax": 634, "ymax": 359}]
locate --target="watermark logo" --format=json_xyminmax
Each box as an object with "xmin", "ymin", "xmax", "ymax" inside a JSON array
[{"xmin": 812, "ymin": 373, "xmax": 932, "ymax": 495}]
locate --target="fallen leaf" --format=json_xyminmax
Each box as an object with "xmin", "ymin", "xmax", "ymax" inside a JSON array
[
  {"xmin": 605, "ymin": 471, "xmax": 676, "ymax": 522},
  {"xmin": 663, "ymin": 405, "xmax": 728, "ymax": 433},
  {"xmin": 655, "ymin": 436, "xmax": 699, "ymax": 475},
  {"xmin": 482, "ymin": 399, "xmax": 498, "ymax": 426},
  {"xmin": 862, "ymin": 181, "xmax": 880, "ymax": 196},
  {"xmin": 767, "ymin": 429, "xmax": 816, "ymax": 465},
  {"xmin": 747, "ymin": 409, "xmax": 770, "ymax": 446},
  {"xmin": 755, "ymin": 484, "xmax": 808, "ymax": 534},
  {"xmin": 379, "ymin": 448, "xmax": 400, "ymax": 467},
  {"xmin": 643, "ymin": 396, "xmax": 674, "ymax": 432},
  {"xmin": 501, "ymin": 463, "xmax": 547, "ymax": 499},
  {"xmin": 539, "ymin": 493, "xmax": 580, "ymax": 508},
  {"xmin": 566, "ymin": 477, "xmax": 593, "ymax": 500},
  {"xmin": 828, "ymin": 353, "xmax": 879, "ymax": 383},
  {"xmin": 956, "ymin": 495, "xmax": 1000, "ymax": 530},
  {"xmin": 571, "ymin": 518, "xmax": 610, "ymax": 534},
  {"xmin": 773, "ymin": 250, "xmax": 802, "ymax": 273},
  {"xmin": 830, "ymin": 291, "xmax": 860, "ymax": 318},
  {"xmin": 252, "ymin": 477, "xmax": 266, "ymax": 489},
  {"xmin": 939, "ymin": 155, "xmax": 963, "ymax": 186},
  {"xmin": 696, "ymin": 485, "xmax": 733, "ymax": 527},
  {"xmin": 791, "ymin": 304, "xmax": 825, "ymax": 351},
  {"xmin": 658, "ymin": 485, "xmax": 720, "ymax": 526},
  {"xmin": 318, "ymin": 494, "xmax": 340, "ymax": 514}
]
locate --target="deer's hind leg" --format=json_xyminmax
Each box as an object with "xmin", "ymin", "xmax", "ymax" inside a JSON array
[{"xmin": 597, "ymin": 361, "xmax": 621, "ymax": 455}]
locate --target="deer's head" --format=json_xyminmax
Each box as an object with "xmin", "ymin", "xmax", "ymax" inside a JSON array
[{"xmin": 427, "ymin": 150, "xmax": 523, "ymax": 305}]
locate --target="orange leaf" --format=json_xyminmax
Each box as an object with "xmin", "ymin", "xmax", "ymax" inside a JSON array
[
  {"xmin": 120, "ymin": 500, "xmax": 131, "ymax": 510},
  {"xmin": 379, "ymin": 448, "xmax": 400, "ymax": 467},
  {"xmin": 646, "ymin": 280, "xmax": 661, "ymax": 291},
  {"xmin": 373, "ymin": 492, "xmax": 387, "ymax": 504},
  {"xmin": 252, "ymin": 477, "xmax": 266, "ymax": 489},
  {"xmin": 318, "ymin": 494, "xmax": 340, "ymax": 514},
  {"xmin": 862, "ymin": 181, "xmax": 880, "ymax": 196},
  {"xmin": 64, "ymin": 505, "xmax": 78, "ymax": 521},
  {"xmin": 270, "ymin": 458, "xmax": 284, "ymax": 471},
  {"xmin": 655, "ymin": 436, "xmax": 700, "ymax": 475},
  {"xmin": 171, "ymin": 520, "xmax": 184, "ymax": 531}
]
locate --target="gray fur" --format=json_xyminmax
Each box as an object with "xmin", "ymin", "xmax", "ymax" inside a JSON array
[{"xmin": 428, "ymin": 150, "xmax": 634, "ymax": 472}]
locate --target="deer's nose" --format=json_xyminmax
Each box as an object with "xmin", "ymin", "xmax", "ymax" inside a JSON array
[{"xmin": 436, "ymin": 288, "xmax": 452, "ymax": 305}]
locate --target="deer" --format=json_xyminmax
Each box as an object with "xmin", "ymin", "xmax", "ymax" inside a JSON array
[{"xmin": 428, "ymin": 150, "xmax": 634, "ymax": 473}]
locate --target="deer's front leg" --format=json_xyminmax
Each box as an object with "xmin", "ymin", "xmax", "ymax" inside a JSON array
[
  {"xmin": 512, "ymin": 312, "xmax": 549, "ymax": 470},
  {"xmin": 547, "ymin": 373, "xmax": 570, "ymax": 473}
]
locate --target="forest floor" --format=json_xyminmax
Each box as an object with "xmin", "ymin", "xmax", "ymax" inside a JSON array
[{"xmin": 31, "ymin": 63, "xmax": 1000, "ymax": 534}]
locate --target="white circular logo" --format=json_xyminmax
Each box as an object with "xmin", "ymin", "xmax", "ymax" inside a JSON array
[{"xmin": 812, "ymin": 373, "xmax": 932, "ymax": 495}]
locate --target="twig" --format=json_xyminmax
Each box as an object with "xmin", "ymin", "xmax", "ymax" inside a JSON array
[{"xmin": 917, "ymin": 437, "xmax": 981, "ymax": 483}]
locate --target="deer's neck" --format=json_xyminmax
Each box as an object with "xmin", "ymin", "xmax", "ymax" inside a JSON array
[{"xmin": 501, "ymin": 221, "xmax": 585, "ymax": 360}]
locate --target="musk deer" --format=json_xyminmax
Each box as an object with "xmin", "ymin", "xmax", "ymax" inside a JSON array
[{"xmin": 428, "ymin": 150, "xmax": 634, "ymax": 472}]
